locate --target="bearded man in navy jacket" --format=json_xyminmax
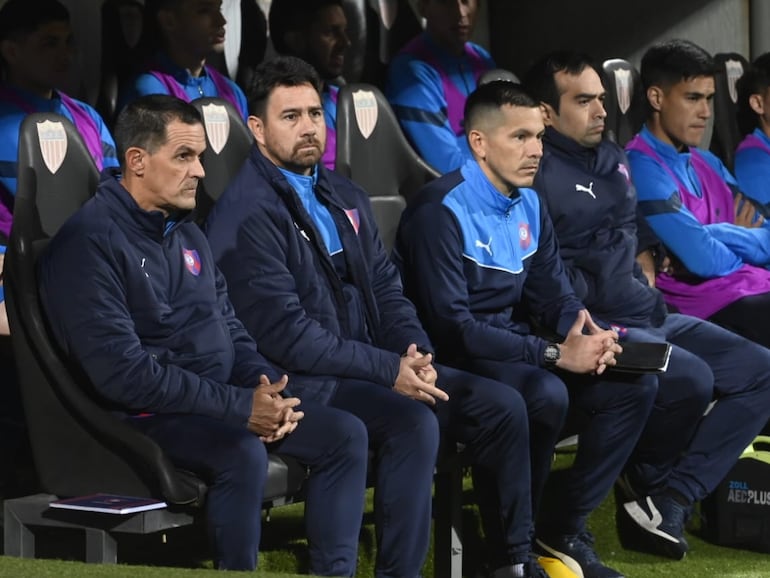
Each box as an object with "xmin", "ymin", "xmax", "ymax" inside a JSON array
[
  {"xmin": 525, "ymin": 50, "xmax": 770, "ymax": 564},
  {"xmin": 39, "ymin": 95, "xmax": 369, "ymax": 575},
  {"xmin": 395, "ymin": 80, "xmax": 658, "ymax": 578},
  {"xmin": 206, "ymin": 56, "xmax": 546, "ymax": 578}
]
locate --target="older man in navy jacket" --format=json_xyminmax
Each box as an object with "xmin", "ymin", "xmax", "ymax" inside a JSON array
[
  {"xmin": 206, "ymin": 56, "xmax": 544, "ymax": 578},
  {"xmin": 39, "ymin": 95, "xmax": 368, "ymax": 575}
]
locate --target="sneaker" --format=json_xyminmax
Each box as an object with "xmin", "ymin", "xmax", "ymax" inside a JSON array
[
  {"xmin": 490, "ymin": 558, "xmax": 548, "ymax": 578},
  {"xmin": 535, "ymin": 532, "xmax": 624, "ymax": 578},
  {"xmin": 617, "ymin": 493, "xmax": 689, "ymax": 560}
]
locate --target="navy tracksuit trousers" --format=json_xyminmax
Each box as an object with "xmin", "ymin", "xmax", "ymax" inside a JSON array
[
  {"xmin": 469, "ymin": 359, "xmax": 658, "ymax": 537},
  {"xmin": 624, "ymin": 313, "xmax": 770, "ymax": 503},
  {"xmin": 330, "ymin": 363, "xmax": 533, "ymax": 576},
  {"xmin": 126, "ymin": 401, "xmax": 368, "ymax": 575}
]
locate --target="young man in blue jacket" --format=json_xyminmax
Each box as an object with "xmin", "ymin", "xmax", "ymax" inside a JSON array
[
  {"xmin": 206, "ymin": 56, "xmax": 544, "ymax": 578},
  {"xmin": 395, "ymin": 80, "xmax": 653, "ymax": 578},
  {"xmin": 386, "ymin": 0, "xmax": 495, "ymax": 174},
  {"xmin": 119, "ymin": 0, "xmax": 248, "ymax": 120},
  {"xmin": 525, "ymin": 49, "xmax": 770, "ymax": 563},
  {"xmin": 39, "ymin": 95, "xmax": 369, "ymax": 575},
  {"xmin": 627, "ymin": 39, "xmax": 770, "ymax": 347}
]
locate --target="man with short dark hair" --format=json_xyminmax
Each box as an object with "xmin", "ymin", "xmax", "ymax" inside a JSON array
[
  {"xmin": 0, "ymin": 0, "xmax": 119, "ymax": 232},
  {"xmin": 39, "ymin": 94, "xmax": 368, "ymax": 574},
  {"xmin": 207, "ymin": 56, "xmax": 544, "ymax": 578},
  {"xmin": 269, "ymin": 0, "xmax": 350, "ymax": 168},
  {"xmin": 120, "ymin": 0, "xmax": 248, "ymax": 119},
  {"xmin": 395, "ymin": 80, "xmax": 653, "ymax": 578},
  {"xmin": 525, "ymin": 48, "xmax": 770, "ymax": 564},
  {"xmin": 627, "ymin": 39, "xmax": 770, "ymax": 347},
  {"xmin": 386, "ymin": 0, "xmax": 495, "ymax": 174}
]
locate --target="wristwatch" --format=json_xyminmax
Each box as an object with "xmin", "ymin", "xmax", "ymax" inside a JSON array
[{"xmin": 544, "ymin": 343, "xmax": 561, "ymax": 366}]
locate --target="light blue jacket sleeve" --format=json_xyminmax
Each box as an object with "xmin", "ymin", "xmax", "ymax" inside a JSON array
[
  {"xmin": 629, "ymin": 150, "xmax": 744, "ymax": 278},
  {"xmin": 735, "ymin": 145, "xmax": 770, "ymax": 209},
  {"xmin": 386, "ymin": 56, "xmax": 468, "ymax": 174}
]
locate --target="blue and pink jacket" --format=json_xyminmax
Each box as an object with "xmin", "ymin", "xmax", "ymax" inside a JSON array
[
  {"xmin": 386, "ymin": 32, "xmax": 494, "ymax": 174},
  {"xmin": 734, "ymin": 128, "xmax": 770, "ymax": 213},
  {"xmin": 627, "ymin": 126, "xmax": 770, "ymax": 319}
]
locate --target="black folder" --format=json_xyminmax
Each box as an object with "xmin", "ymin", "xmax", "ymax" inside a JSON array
[{"xmin": 611, "ymin": 341, "xmax": 672, "ymax": 374}]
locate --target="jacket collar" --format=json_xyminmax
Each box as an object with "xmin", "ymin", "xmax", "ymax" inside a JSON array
[
  {"xmin": 543, "ymin": 126, "xmax": 599, "ymax": 168},
  {"xmin": 98, "ymin": 170, "xmax": 187, "ymax": 241},
  {"xmin": 459, "ymin": 157, "xmax": 521, "ymax": 213}
]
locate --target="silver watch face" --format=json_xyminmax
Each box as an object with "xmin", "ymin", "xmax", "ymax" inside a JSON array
[{"xmin": 545, "ymin": 344, "xmax": 560, "ymax": 363}]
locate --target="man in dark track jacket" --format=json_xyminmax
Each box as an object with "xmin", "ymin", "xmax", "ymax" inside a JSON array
[
  {"xmin": 39, "ymin": 95, "xmax": 369, "ymax": 575},
  {"xmin": 395, "ymin": 80, "xmax": 655, "ymax": 578},
  {"xmin": 206, "ymin": 57, "xmax": 544, "ymax": 578},
  {"xmin": 525, "ymin": 50, "xmax": 770, "ymax": 564}
]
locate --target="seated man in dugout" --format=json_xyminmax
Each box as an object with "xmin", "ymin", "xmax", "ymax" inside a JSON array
[
  {"xmin": 119, "ymin": 0, "xmax": 248, "ymax": 120},
  {"xmin": 268, "ymin": 0, "xmax": 351, "ymax": 170},
  {"xmin": 524, "ymin": 48, "xmax": 770, "ymax": 565},
  {"xmin": 39, "ymin": 94, "xmax": 369, "ymax": 575},
  {"xmin": 394, "ymin": 80, "xmax": 650, "ymax": 578},
  {"xmin": 206, "ymin": 55, "xmax": 548, "ymax": 578}
]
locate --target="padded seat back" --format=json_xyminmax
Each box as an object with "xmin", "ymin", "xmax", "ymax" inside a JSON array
[
  {"xmin": 602, "ymin": 58, "xmax": 645, "ymax": 146},
  {"xmin": 335, "ymin": 83, "xmax": 438, "ymax": 252},
  {"xmin": 711, "ymin": 52, "xmax": 749, "ymax": 171},
  {"xmin": 191, "ymin": 98, "xmax": 254, "ymax": 224}
]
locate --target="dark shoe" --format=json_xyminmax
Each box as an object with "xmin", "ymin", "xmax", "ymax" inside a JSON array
[
  {"xmin": 617, "ymin": 493, "xmax": 689, "ymax": 560},
  {"xmin": 535, "ymin": 532, "xmax": 624, "ymax": 578}
]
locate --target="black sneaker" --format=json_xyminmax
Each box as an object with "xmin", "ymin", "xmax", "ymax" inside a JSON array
[
  {"xmin": 535, "ymin": 532, "xmax": 624, "ymax": 578},
  {"xmin": 617, "ymin": 493, "xmax": 689, "ymax": 560}
]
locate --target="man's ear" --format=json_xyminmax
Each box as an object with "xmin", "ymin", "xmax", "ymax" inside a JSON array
[
  {"xmin": 647, "ymin": 85, "xmax": 664, "ymax": 112},
  {"xmin": 540, "ymin": 102, "xmax": 556, "ymax": 126},
  {"xmin": 248, "ymin": 115, "xmax": 265, "ymax": 146},
  {"xmin": 749, "ymin": 92, "xmax": 765, "ymax": 116},
  {"xmin": 125, "ymin": 146, "xmax": 145, "ymax": 175},
  {"xmin": 467, "ymin": 128, "xmax": 486, "ymax": 160},
  {"xmin": 0, "ymin": 39, "xmax": 20, "ymax": 68}
]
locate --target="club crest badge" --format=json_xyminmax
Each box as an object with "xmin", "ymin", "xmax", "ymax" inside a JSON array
[
  {"xmin": 36, "ymin": 120, "xmax": 67, "ymax": 174},
  {"xmin": 613, "ymin": 68, "xmax": 633, "ymax": 114},
  {"xmin": 371, "ymin": 0, "xmax": 397, "ymax": 30},
  {"xmin": 617, "ymin": 163, "xmax": 631, "ymax": 183},
  {"xmin": 182, "ymin": 248, "xmax": 201, "ymax": 276},
  {"xmin": 201, "ymin": 103, "xmax": 230, "ymax": 155},
  {"xmin": 725, "ymin": 59, "xmax": 744, "ymax": 104},
  {"xmin": 518, "ymin": 223, "xmax": 531, "ymax": 250},
  {"xmin": 344, "ymin": 208, "xmax": 360, "ymax": 235},
  {"xmin": 352, "ymin": 90, "xmax": 378, "ymax": 139}
]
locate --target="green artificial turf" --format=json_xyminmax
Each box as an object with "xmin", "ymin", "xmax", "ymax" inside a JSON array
[{"xmin": 2, "ymin": 455, "xmax": 770, "ymax": 577}]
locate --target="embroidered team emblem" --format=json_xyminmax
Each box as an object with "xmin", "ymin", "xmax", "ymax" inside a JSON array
[
  {"xmin": 518, "ymin": 223, "xmax": 531, "ymax": 249},
  {"xmin": 724, "ymin": 59, "xmax": 744, "ymax": 104},
  {"xmin": 201, "ymin": 103, "xmax": 230, "ymax": 155},
  {"xmin": 610, "ymin": 324, "xmax": 628, "ymax": 338},
  {"xmin": 344, "ymin": 208, "xmax": 360, "ymax": 234},
  {"xmin": 352, "ymin": 90, "xmax": 378, "ymax": 139},
  {"xmin": 182, "ymin": 248, "xmax": 201, "ymax": 276},
  {"xmin": 613, "ymin": 68, "xmax": 633, "ymax": 114},
  {"xmin": 36, "ymin": 120, "xmax": 67, "ymax": 174},
  {"xmin": 617, "ymin": 163, "xmax": 631, "ymax": 183}
]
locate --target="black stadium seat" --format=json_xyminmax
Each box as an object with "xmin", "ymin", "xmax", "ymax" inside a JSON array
[
  {"xmin": 711, "ymin": 52, "xmax": 750, "ymax": 171},
  {"xmin": 335, "ymin": 83, "xmax": 439, "ymax": 252},
  {"xmin": 602, "ymin": 58, "xmax": 646, "ymax": 146},
  {"xmin": 190, "ymin": 97, "xmax": 254, "ymax": 224},
  {"xmin": 206, "ymin": 0, "xmax": 268, "ymax": 93}
]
